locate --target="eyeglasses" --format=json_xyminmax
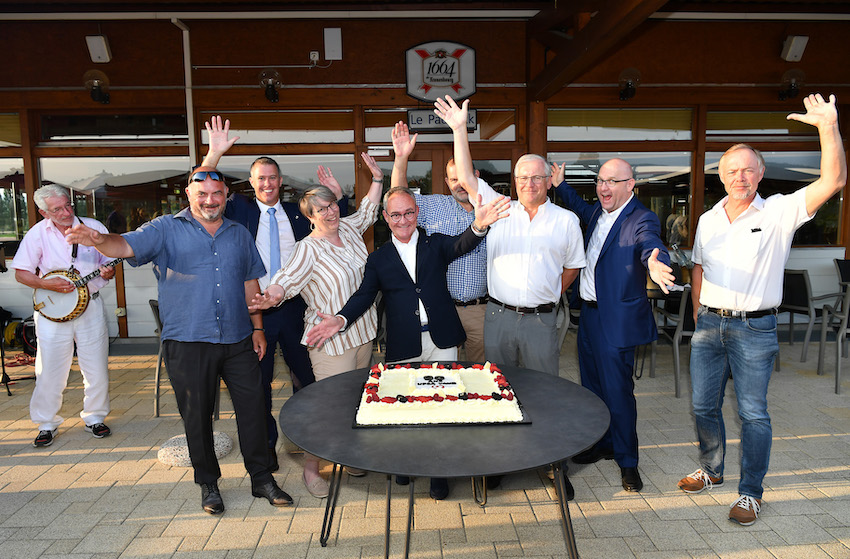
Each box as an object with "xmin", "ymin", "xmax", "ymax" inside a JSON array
[
  {"xmin": 387, "ymin": 209, "xmax": 416, "ymax": 223},
  {"xmin": 314, "ymin": 203, "xmax": 337, "ymax": 217},
  {"xmin": 46, "ymin": 203, "xmax": 74, "ymax": 216},
  {"xmin": 190, "ymin": 170, "xmax": 225, "ymax": 183},
  {"xmin": 515, "ymin": 175, "xmax": 549, "ymax": 185},
  {"xmin": 595, "ymin": 177, "xmax": 632, "ymax": 187}
]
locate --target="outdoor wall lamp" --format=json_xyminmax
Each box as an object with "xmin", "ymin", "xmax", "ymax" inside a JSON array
[
  {"xmin": 618, "ymin": 68, "xmax": 641, "ymax": 101},
  {"xmin": 83, "ymin": 69, "xmax": 110, "ymax": 104},
  {"xmin": 260, "ymin": 69, "xmax": 281, "ymax": 103},
  {"xmin": 779, "ymin": 69, "xmax": 805, "ymax": 101}
]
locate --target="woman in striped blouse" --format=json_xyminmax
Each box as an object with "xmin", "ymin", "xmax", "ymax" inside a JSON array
[{"xmin": 250, "ymin": 152, "xmax": 384, "ymax": 497}]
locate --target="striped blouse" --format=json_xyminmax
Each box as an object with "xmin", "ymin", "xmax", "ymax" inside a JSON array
[{"xmin": 270, "ymin": 196, "xmax": 379, "ymax": 357}]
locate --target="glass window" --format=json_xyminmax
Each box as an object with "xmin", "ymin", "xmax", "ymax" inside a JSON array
[
  {"xmin": 201, "ymin": 111, "xmax": 354, "ymax": 144},
  {"xmin": 0, "ymin": 158, "xmax": 27, "ymax": 240},
  {"xmin": 39, "ymin": 156, "xmax": 192, "ymax": 230},
  {"xmin": 0, "ymin": 114, "xmax": 21, "ymax": 147},
  {"xmin": 41, "ymin": 115, "xmax": 187, "ymax": 142},
  {"xmin": 706, "ymin": 111, "xmax": 818, "ymax": 143},
  {"xmin": 475, "ymin": 159, "xmax": 512, "ymax": 197},
  {"xmin": 704, "ymin": 151, "xmax": 839, "ymax": 245},
  {"xmin": 364, "ymin": 109, "xmax": 516, "ymax": 143},
  {"xmin": 548, "ymin": 151, "xmax": 692, "ymax": 247},
  {"xmin": 548, "ymin": 109, "xmax": 692, "ymax": 141}
]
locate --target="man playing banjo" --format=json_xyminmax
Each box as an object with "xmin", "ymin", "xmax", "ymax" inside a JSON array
[{"xmin": 12, "ymin": 184, "xmax": 115, "ymax": 447}]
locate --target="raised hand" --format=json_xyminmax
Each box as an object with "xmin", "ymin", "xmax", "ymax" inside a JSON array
[
  {"xmin": 360, "ymin": 152, "xmax": 383, "ymax": 181},
  {"xmin": 317, "ymin": 165, "xmax": 344, "ymax": 199},
  {"xmin": 249, "ymin": 284, "xmax": 285, "ymax": 311},
  {"xmin": 472, "ymin": 194, "xmax": 511, "ymax": 230},
  {"xmin": 391, "ymin": 121, "xmax": 418, "ymax": 159},
  {"xmin": 550, "ymin": 162, "xmax": 565, "ymax": 186},
  {"xmin": 787, "ymin": 93, "xmax": 838, "ymax": 129},
  {"xmin": 304, "ymin": 311, "xmax": 345, "ymax": 349},
  {"xmin": 648, "ymin": 248, "xmax": 676, "ymax": 295},
  {"xmin": 434, "ymin": 96, "xmax": 469, "ymax": 132},
  {"xmin": 204, "ymin": 115, "xmax": 239, "ymax": 156}
]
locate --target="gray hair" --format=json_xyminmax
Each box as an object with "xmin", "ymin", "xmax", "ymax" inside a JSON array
[
  {"xmin": 514, "ymin": 154, "xmax": 551, "ymax": 178},
  {"xmin": 34, "ymin": 185, "xmax": 71, "ymax": 211},
  {"xmin": 298, "ymin": 185, "xmax": 337, "ymax": 218},
  {"xmin": 719, "ymin": 143, "xmax": 765, "ymax": 174},
  {"xmin": 382, "ymin": 186, "xmax": 416, "ymax": 209}
]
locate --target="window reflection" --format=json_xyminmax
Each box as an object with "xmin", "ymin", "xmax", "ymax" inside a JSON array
[
  {"xmin": 547, "ymin": 109, "xmax": 692, "ymax": 141},
  {"xmin": 0, "ymin": 159, "xmax": 27, "ymax": 240},
  {"xmin": 704, "ymin": 151, "xmax": 839, "ymax": 245},
  {"xmin": 200, "ymin": 111, "xmax": 354, "ymax": 144},
  {"xmin": 548, "ymin": 151, "xmax": 692, "ymax": 247},
  {"xmin": 39, "ymin": 156, "xmax": 191, "ymax": 230}
]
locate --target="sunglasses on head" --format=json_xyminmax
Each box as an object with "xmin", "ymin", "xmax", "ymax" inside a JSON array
[{"xmin": 190, "ymin": 170, "xmax": 225, "ymax": 183}]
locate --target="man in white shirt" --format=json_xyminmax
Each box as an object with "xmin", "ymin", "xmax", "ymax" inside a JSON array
[
  {"xmin": 678, "ymin": 94, "xmax": 846, "ymax": 526},
  {"xmin": 12, "ymin": 185, "xmax": 115, "ymax": 447}
]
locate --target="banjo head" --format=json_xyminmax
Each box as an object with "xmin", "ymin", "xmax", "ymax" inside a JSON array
[{"xmin": 33, "ymin": 270, "xmax": 90, "ymax": 323}]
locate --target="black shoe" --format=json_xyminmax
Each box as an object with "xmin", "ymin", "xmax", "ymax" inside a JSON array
[
  {"xmin": 268, "ymin": 448, "xmax": 279, "ymax": 473},
  {"xmin": 572, "ymin": 446, "xmax": 614, "ymax": 464},
  {"xmin": 395, "ymin": 475, "xmax": 410, "ymax": 486},
  {"xmin": 485, "ymin": 475, "xmax": 502, "ymax": 490},
  {"xmin": 621, "ymin": 467, "xmax": 643, "ymax": 492},
  {"xmin": 252, "ymin": 480, "xmax": 293, "ymax": 506},
  {"xmin": 429, "ymin": 478, "xmax": 449, "ymax": 500},
  {"xmin": 201, "ymin": 482, "xmax": 224, "ymax": 514}
]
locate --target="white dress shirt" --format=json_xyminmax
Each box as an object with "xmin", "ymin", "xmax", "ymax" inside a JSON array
[
  {"xmin": 254, "ymin": 199, "xmax": 296, "ymax": 290},
  {"xmin": 391, "ymin": 229, "xmax": 429, "ymax": 325},
  {"xmin": 580, "ymin": 193, "xmax": 633, "ymax": 302}
]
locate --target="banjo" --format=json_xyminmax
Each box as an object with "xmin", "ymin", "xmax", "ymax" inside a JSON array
[{"xmin": 33, "ymin": 259, "xmax": 123, "ymax": 323}]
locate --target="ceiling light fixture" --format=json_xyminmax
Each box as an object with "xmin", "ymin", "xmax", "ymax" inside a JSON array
[
  {"xmin": 83, "ymin": 69, "xmax": 110, "ymax": 104},
  {"xmin": 779, "ymin": 69, "xmax": 805, "ymax": 101},
  {"xmin": 618, "ymin": 68, "xmax": 641, "ymax": 101},
  {"xmin": 260, "ymin": 69, "xmax": 281, "ymax": 103}
]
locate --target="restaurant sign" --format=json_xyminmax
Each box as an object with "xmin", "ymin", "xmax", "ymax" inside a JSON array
[{"xmin": 405, "ymin": 41, "xmax": 476, "ymax": 103}]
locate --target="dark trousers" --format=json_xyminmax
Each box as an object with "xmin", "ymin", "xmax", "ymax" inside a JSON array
[
  {"xmin": 163, "ymin": 337, "xmax": 274, "ymax": 486},
  {"xmin": 577, "ymin": 303, "xmax": 639, "ymax": 468},
  {"xmin": 260, "ymin": 297, "xmax": 315, "ymax": 448}
]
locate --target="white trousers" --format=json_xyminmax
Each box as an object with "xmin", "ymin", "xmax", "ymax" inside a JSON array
[
  {"xmin": 388, "ymin": 331, "xmax": 458, "ymax": 365},
  {"xmin": 31, "ymin": 297, "xmax": 110, "ymax": 430}
]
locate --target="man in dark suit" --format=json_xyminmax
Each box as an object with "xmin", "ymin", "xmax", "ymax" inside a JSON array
[
  {"xmin": 305, "ymin": 186, "xmax": 508, "ymax": 498},
  {"xmin": 202, "ymin": 116, "xmax": 348, "ymax": 469},
  {"xmin": 554, "ymin": 158, "xmax": 674, "ymax": 493}
]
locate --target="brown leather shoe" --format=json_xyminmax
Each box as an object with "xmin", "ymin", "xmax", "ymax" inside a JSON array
[
  {"xmin": 678, "ymin": 469, "xmax": 723, "ymax": 494},
  {"xmin": 728, "ymin": 495, "xmax": 761, "ymax": 526},
  {"xmin": 252, "ymin": 480, "xmax": 293, "ymax": 506}
]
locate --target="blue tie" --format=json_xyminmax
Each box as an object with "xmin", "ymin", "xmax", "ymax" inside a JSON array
[{"xmin": 268, "ymin": 207, "xmax": 281, "ymax": 277}]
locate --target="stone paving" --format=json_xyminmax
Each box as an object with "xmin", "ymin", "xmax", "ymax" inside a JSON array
[{"xmin": 0, "ymin": 332, "xmax": 849, "ymax": 559}]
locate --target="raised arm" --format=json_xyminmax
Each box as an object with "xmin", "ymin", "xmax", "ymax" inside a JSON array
[
  {"xmin": 391, "ymin": 121, "xmax": 417, "ymax": 188},
  {"xmin": 316, "ymin": 164, "xmax": 345, "ymax": 201},
  {"xmin": 786, "ymin": 94, "xmax": 847, "ymax": 216},
  {"xmin": 201, "ymin": 115, "xmax": 240, "ymax": 169},
  {"xmin": 360, "ymin": 152, "xmax": 385, "ymax": 206},
  {"xmin": 66, "ymin": 222, "xmax": 135, "ymax": 259},
  {"xmin": 434, "ymin": 96, "xmax": 478, "ymax": 199}
]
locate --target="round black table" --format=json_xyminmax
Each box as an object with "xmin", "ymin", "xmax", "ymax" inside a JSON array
[{"xmin": 280, "ymin": 363, "xmax": 610, "ymax": 559}]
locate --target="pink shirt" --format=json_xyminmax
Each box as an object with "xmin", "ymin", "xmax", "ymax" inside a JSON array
[{"xmin": 12, "ymin": 216, "xmax": 112, "ymax": 293}]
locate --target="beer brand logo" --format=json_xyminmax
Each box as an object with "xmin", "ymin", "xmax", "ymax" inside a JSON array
[{"xmin": 406, "ymin": 41, "xmax": 476, "ymax": 103}]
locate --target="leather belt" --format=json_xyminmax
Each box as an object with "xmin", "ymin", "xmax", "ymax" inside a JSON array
[
  {"xmin": 489, "ymin": 297, "xmax": 556, "ymax": 314},
  {"xmin": 454, "ymin": 297, "xmax": 489, "ymax": 307},
  {"xmin": 582, "ymin": 300, "xmax": 598, "ymax": 308},
  {"xmin": 705, "ymin": 306, "xmax": 777, "ymax": 319}
]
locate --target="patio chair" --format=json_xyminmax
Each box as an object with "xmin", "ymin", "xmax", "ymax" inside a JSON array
[
  {"xmin": 817, "ymin": 287, "xmax": 850, "ymax": 394},
  {"xmin": 650, "ymin": 286, "xmax": 694, "ymax": 398},
  {"xmin": 779, "ymin": 269, "xmax": 842, "ymax": 362}
]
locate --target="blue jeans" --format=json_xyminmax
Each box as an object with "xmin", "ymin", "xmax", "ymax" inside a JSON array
[{"xmin": 689, "ymin": 307, "xmax": 777, "ymax": 499}]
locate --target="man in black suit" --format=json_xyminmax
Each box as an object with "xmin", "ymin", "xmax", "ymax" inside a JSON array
[
  {"xmin": 305, "ymin": 186, "xmax": 508, "ymax": 498},
  {"xmin": 202, "ymin": 116, "xmax": 348, "ymax": 469}
]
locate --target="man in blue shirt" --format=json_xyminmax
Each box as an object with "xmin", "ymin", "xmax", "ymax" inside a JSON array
[
  {"xmin": 67, "ymin": 166, "xmax": 292, "ymax": 515},
  {"xmin": 390, "ymin": 121, "xmax": 489, "ymax": 362}
]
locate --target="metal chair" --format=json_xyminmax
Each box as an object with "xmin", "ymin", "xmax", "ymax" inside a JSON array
[
  {"xmin": 817, "ymin": 287, "xmax": 850, "ymax": 394},
  {"xmin": 650, "ymin": 286, "xmax": 694, "ymax": 398},
  {"xmin": 778, "ymin": 269, "xmax": 842, "ymax": 362},
  {"xmin": 149, "ymin": 299, "xmax": 221, "ymax": 418}
]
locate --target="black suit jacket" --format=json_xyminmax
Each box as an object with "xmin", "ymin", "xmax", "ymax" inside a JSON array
[
  {"xmin": 339, "ymin": 227, "xmax": 484, "ymax": 362},
  {"xmin": 224, "ymin": 192, "xmax": 349, "ymax": 243}
]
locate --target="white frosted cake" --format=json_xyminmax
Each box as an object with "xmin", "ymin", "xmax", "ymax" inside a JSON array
[{"xmin": 355, "ymin": 362, "xmax": 524, "ymax": 426}]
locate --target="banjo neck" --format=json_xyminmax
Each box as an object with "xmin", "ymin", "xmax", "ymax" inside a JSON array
[{"xmin": 70, "ymin": 258, "xmax": 124, "ymax": 288}]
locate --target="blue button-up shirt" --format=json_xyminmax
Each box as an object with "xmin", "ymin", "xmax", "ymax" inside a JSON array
[
  {"xmin": 414, "ymin": 192, "xmax": 487, "ymax": 302},
  {"xmin": 124, "ymin": 208, "xmax": 266, "ymax": 343}
]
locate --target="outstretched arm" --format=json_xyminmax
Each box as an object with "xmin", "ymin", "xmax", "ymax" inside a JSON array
[
  {"xmin": 360, "ymin": 152, "xmax": 385, "ymax": 206},
  {"xmin": 304, "ymin": 312, "xmax": 345, "ymax": 349},
  {"xmin": 434, "ymin": 96, "xmax": 479, "ymax": 199},
  {"xmin": 647, "ymin": 248, "xmax": 675, "ymax": 295},
  {"xmin": 786, "ymin": 94, "xmax": 847, "ymax": 216},
  {"xmin": 201, "ymin": 115, "xmax": 240, "ymax": 169},
  {"xmin": 472, "ymin": 194, "xmax": 511, "ymax": 231},
  {"xmin": 391, "ymin": 121, "xmax": 417, "ymax": 188},
  {"xmin": 66, "ymin": 222, "xmax": 135, "ymax": 258}
]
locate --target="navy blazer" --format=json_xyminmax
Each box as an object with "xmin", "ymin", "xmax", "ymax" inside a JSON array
[
  {"xmin": 555, "ymin": 181, "xmax": 669, "ymax": 349},
  {"xmin": 338, "ymin": 227, "xmax": 483, "ymax": 363},
  {"xmin": 224, "ymin": 192, "xmax": 349, "ymax": 243}
]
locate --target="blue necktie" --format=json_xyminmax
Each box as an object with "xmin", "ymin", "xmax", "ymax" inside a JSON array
[{"xmin": 268, "ymin": 207, "xmax": 281, "ymax": 277}]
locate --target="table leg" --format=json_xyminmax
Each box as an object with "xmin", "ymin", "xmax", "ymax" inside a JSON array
[
  {"xmin": 320, "ymin": 463, "xmax": 343, "ymax": 547},
  {"xmin": 403, "ymin": 478, "xmax": 414, "ymax": 559},
  {"xmin": 472, "ymin": 476, "xmax": 488, "ymax": 506},
  {"xmin": 552, "ymin": 461, "xmax": 580, "ymax": 559},
  {"xmin": 384, "ymin": 475, "xmax": 392, "ymax": 559}
]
